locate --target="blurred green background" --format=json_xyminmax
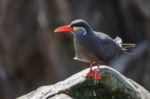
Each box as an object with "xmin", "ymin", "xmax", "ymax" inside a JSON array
[{"xmin": 0, "ymin": 0, "xmax": 150, "ymax": 98}]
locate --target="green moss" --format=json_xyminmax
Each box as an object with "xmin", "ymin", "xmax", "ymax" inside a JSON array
[{"xmin": 67, "ymin": 73, "xmax": 139, "ymax": 99}]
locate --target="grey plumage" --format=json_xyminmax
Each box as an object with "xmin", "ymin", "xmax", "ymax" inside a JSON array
[
  {"xmin": 55, "ymin": 19, "xmax": 135, "ymax": 65},
  {"xmin": 70, "ymin": 20, "xmax": 124, "ymax": 64},
  {"xmin": 73, "ymin": 30, "xmax": 123, "ymax": 64},
  {"xmin": 54, "ymin": 19, "xmax": 135, "ymax": 79}
]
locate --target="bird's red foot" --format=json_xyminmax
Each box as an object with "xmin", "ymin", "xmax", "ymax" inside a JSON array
[
  {"xmin": 86, "ymin": 69, "xmax": 94, "ymax": 78},
  {"xmin": 93, "ymin": 71, "xmax": 101, "ymax": 80}
]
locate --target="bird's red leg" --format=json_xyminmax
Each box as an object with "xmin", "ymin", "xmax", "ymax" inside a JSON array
[
  {"xmin": 85, "ymin": 63, "xmax": 94, "ymax": 78},
  {"xmin": 93, "ymin": 64, "xmax": 102, "ymax": 80}
]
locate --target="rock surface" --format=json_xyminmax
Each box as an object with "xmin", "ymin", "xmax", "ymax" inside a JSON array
[{"xmin": 17, "ymin": 66, "xmax": 150, "ymax": 99}]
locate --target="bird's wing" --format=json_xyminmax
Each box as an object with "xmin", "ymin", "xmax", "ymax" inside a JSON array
[
  {"xmin": 95, "ymin": 32, "xmax": 122, "ymax": 48},
  {"xmin": 93, "ymin": 32, "xmax": 123, "ymax": 61},
  {"xmin": 94, "ymin": 31, "xmax": 112, "ymax": 40},
  {"xmin": 94, "ymin": 32, "xmax": 122, "ymax": 48}
]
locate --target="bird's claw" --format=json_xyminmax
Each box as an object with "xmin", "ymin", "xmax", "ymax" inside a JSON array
[
  {"xmin": 86, "ymin": 69, "xmax": 101, "ymax": 81},
  {"xmin": 93, "ymin": 71, "xmax": 101, "ymax": 80},
  {"xmin": 86, "ymin": 62, "xmax": 101, "ymax": 80},
  {"xmin": 86, "ymin": 69, "xmax": 94, "ymax": 78}
]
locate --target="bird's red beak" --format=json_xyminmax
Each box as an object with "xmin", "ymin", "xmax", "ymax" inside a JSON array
[{"xmin": 54, "ymin": 25, "xmax": 73, "ymax": 33}]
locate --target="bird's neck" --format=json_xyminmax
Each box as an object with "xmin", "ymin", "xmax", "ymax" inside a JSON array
[{"xmin": 84, "ymin": 25, "xmax": 93, "ymax": 34}]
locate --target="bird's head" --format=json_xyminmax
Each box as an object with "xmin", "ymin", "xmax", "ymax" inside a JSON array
[{"xmin": 54, "ymin": 19, "xmax": 92, "ymax": 34}]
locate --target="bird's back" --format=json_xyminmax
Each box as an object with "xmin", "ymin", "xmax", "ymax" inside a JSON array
[{"xmin": 91, "ymin": 31, "xmax": 123, "ymax": 62}]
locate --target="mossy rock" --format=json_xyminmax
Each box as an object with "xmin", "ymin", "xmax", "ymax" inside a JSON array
[
  {"xmin": 17, "ymin": 66, "xmax": 150, "ymax": 99},
  {"xmin": 68, "ymin": 73, "xmax": 137, "ymax": 99}
]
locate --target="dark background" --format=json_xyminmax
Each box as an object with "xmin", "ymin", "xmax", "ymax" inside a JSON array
[{"xmin": 0, "ymin": 0, "xmax": 150, "ymax": 98}]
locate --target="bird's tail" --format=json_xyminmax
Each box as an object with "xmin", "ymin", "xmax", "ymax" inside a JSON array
[
  {"xmin": 114, "ymin": 36, "xmax": 136, "ymax": 52},
  {"xmin": 122, "ymin": 43, "xmax": 136, "ymax": 52}
]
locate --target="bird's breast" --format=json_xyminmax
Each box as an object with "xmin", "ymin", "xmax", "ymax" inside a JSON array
[{"xmin": 73, "ymin": 36, "xmax": 102, "ymax": 63}]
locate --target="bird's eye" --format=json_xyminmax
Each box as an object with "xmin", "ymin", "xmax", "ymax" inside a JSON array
[{"xmin": 73, "ymin": 27, "xmax": 80, "ymax": 31}]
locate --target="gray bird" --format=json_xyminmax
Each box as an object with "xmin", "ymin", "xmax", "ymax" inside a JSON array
[{"xmin": 54, "ymin": 19, "xmax": 135, "ymax": 80}]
